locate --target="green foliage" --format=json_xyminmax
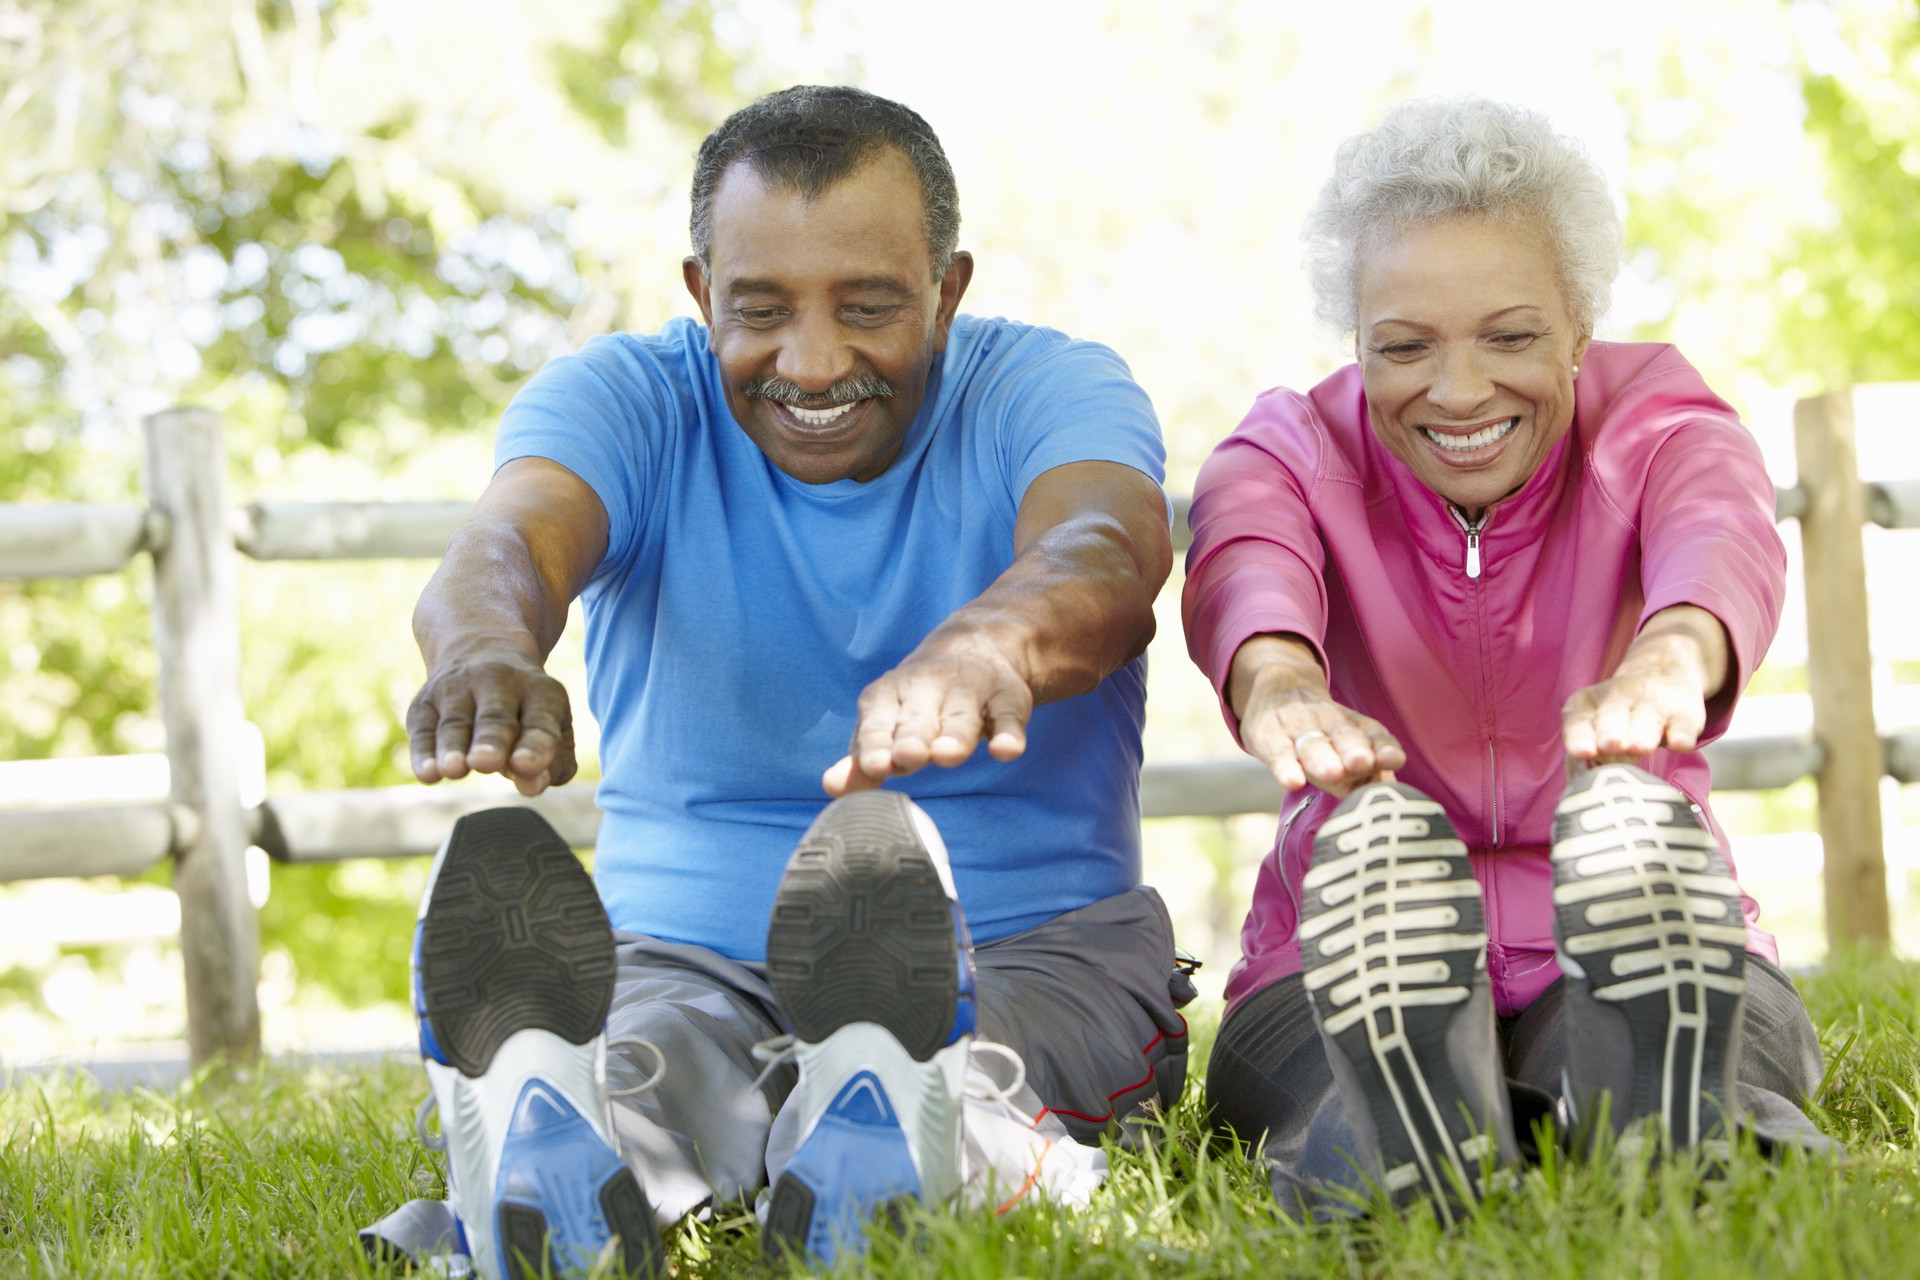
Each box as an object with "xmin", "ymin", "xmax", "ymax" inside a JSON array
[
  {"xmin": 0, "ymin": 0, "xmax": 757, "ymax": 1013},
  {"xmin": 4, "ymin": 958, "xmax": 1919, "ymax": 1277},
  {"xmin": 1621, "ymin": 0, "xmax": 1920, "ymax": 390},
  {"xmin": 1785, "ymin": 24, "xmax": 1920, "ymax": 385}
]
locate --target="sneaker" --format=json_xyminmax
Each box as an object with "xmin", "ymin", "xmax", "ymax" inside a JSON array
[
  {"xmin": 1298, "ymin": 781, "xmax": 1515, "ymax": 1222},
  {"xmin": 414, "ymin": 806, "xmax": 663, "ymax": 1280},
  {"xmin": 761, "ymin": 791, "xmax": 976, "ymax": 1265},
  {"xmin": 1552, "ymin": 764, "xmax": 1748, "ymax": 1152}
]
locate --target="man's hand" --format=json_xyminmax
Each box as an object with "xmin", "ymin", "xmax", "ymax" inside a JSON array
[
  {"xmin": 1229, "ymin": 633, "xmax": 1405, "ymax": 799},
  {"xmin": 823, "ymin": 640, "xmax": 1034, "ymax": 796},
  {"xmin": 819, "ymin": 460, "xmax": 1168, "ymax": 798},
  {"xmin": 1562, "ymin": 605, "xmax": 1730, "ymax": 767},
  {"xmin": 407, "ymin": 457, "xmax": 606, "ymax": 798},
  {"xmin": 407, "ymin": 652, "xmax": 577, "ymax": 796}
]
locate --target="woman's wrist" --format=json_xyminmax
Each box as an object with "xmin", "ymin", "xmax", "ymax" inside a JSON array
[{"xmin": 1226, "ymin": 633, "xmax": 1326, "ymax": 721}]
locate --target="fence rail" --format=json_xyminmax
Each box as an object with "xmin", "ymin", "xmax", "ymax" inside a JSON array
[{"xmin": 2, "ymin": 395, "xmax": 1916, "ymax": 1066}]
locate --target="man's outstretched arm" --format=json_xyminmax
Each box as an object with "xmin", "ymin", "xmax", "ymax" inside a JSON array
[
  {"xmin": 824, "ymin": 459, "xmax": 1172, "ymax": 795},
  {"xmin": 408, "ymin": 457, "xmax": 609, "ymax": 796}
]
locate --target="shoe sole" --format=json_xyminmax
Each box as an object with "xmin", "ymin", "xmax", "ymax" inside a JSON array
[
  {"xmin": 1299, "ymin": 783, "xmax": 1496, "ymax": 1218},
  {"xmin": 1553, "ymin": 765, "xmax": 1747, "ymax": 1148},
  {"xmin": 418, "ymin": 807, "xmax": 618, "ymax": 1078},
  {"xmin": 417, "ymin": 808, "xmax": 660, "ymax": 1279},
  {"xmin": 765, "ymin": 791, "xmax": 960, "ymax": 1062}
]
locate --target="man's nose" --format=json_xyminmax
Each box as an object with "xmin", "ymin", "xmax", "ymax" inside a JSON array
[
  {"xmin": 1427, "ymin": 346, "xmax": 1496, "ymax": 418},
  {"xmin": 774, "ymin": 312, "xmax": 856, "ymax": 393}
]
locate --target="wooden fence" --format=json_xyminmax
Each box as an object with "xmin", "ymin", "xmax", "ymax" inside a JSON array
[{"xmin": 3, "ymin": 399, "xmax": 1918, "ymax": 1067}]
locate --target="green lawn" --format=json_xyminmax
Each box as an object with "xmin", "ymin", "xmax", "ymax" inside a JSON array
[{"xmin": 3, "ymin": 949, "xmax": 1917, "ymax": 1279}]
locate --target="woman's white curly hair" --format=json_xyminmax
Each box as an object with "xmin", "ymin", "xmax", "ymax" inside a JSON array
[{"xmin": 1303, "ymin": 97, "xmax": 1624, "ymax": 337}]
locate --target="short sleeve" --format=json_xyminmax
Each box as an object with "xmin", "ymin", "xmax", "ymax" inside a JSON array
[
  {"xmin": 495, "ymin": 331, "xmax": 680, "ymax": 577},
  {"xmin": 988, "ymin": 332, "xmax": 1166, "ymax": 501}
]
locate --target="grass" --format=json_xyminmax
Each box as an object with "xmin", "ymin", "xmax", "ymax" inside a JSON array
[{"xmin": 2, "ymin": 949, "xmax": 1917, "ymax": 1279}]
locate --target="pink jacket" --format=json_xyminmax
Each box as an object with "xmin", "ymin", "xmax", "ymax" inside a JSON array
[{"xmin": 1183, "ymin": 342, "xmax": 1787, "ymax": 1016}]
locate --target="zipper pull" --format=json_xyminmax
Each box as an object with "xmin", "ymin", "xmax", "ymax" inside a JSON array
[{"xmin": 1466, "ymin": 527, "xmax": 1482, "ymax": 579}]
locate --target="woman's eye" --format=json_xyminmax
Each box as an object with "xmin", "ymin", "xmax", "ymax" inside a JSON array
[
  {"xmin": 1489, "ymin": 331, "xmax": 1538, "ymax": 348},
  {"xmin": 1380, "ymin": 343, "xmax": 1426, "ymax": 359}
]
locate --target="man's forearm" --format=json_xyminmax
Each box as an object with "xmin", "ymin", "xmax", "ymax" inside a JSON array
[
  {"xmin": 917, "ymin": 511, "xmax": 1165, "ymax": 706},
  {"xmin": 414, "ymin": 517, "xmax": 570, "ymax": 671}
]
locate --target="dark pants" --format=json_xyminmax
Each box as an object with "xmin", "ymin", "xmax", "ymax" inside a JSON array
[{"xmin": 1206, "ymin": 955, "xmax": 1830, "ymax": 1212}]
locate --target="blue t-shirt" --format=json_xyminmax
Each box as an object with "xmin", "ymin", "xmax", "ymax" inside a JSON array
[{"xmin": 496, "ymin": 313, "xmax": 1166, "ymax": 959}]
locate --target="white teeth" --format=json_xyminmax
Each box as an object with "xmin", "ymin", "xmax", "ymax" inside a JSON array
[
  {"xmin": 787, "ymin": 401, "xmax": 858, "ymax": 426},
  {"xmin": 1423, "ymin": 417, "xmax": 1518, "ymax": 452}
]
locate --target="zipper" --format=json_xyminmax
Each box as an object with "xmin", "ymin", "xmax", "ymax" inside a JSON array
[
  {"xmin": 1449, "ymin": 504, "xmax": 1502, "ymax": 845},
  {"xmin": 1448, "ymin": 504, "xmax": 1490, "ymax": 579}
]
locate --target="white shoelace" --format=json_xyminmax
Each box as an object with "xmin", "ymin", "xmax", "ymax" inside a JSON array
[
  {"xmin": 606, "ymin": 1035, "xmax": 668, "ymax": 1099},
  {"xmin": 412, "ymin": 1034, "xmax": 667, "ymax": 1149},
  {"xmin": 744, "ymin": 1032, "xmax": 1027, "ymax": 1110}
]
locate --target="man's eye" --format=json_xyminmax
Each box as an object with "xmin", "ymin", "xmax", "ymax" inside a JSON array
[
  {"xmin": 735, "ymin": 307, "xmax": 784, "ymax": 325},
  {"xmin": 844, "ymin": 305, "xmax": 898, "ymax": 323}
]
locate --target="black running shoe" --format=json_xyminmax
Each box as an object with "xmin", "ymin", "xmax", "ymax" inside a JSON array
[
  {"xmin": 413, "ymin": 807, "xmax": 663, "ymax": 1280},
  {"xmin": 1299, "ymin": 781, "xmax": 1514, "ymax": 1222},
  {"xmin": 1552, "ymin": 764, "xmax": 1748, "ymax": 1153},
  {"xmin": 761, "ymin": 791, "xmax": 975, "ymax": 1266}
]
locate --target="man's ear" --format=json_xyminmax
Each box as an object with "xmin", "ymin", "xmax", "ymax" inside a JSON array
[
  {"xmin": 931, "ymin": 250, "xmax": 974, "ymax": 353},
  {"xmin": 683, "ymin": 256, "xmax": 714, "ymax": 326}
]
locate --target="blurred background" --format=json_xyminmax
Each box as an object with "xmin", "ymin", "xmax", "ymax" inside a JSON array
[{"xmin": 2, "ymin": 0, "xmax": 1917, "ymax": 1063}]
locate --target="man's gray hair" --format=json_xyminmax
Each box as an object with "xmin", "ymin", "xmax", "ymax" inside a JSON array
[
  {"xmin": 1303, "ymin": 97, "xmax": 1623, "ymax": 336},
  {"xmin": 690, "ymin": 85, "xmax": 960, "ymax": 280}
]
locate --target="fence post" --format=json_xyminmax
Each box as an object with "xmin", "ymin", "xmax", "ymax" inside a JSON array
[
  {"xmin": 1793, "ymin": 390, "xmax": 1891, "ymax": 951},
  {"xmin": 144, "ymin": 408, "xmax": 262, "ymax": 1066}
]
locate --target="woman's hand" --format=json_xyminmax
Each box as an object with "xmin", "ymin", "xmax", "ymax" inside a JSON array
[
  {"xmin": 1229, "ymin": 634, "xmax": 1407, "ymax": 798},
  {"xmin": 1562, "ymin": 605, "xmax": 1731, "ymax": 766}
]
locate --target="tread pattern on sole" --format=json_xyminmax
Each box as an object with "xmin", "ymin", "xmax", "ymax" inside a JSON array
[
  {"xmin": 762, "ymin": 1174, "xmax": 817, "ymax": 1262},
  {"xmin": 497, "ymin": 1203, "xmax": 559, "ymax": 1280},
  {"xmin": 766, "ymin": 792, "xmax": 959, "ymax": 1062},
  {"xmin": 418, "ymin": 807, "xmax": 616, "ymax": 1078},
  {"xmin": 600, "ymin": 1171, "xmax": 665, "ymax": 1280},
  {"xmin": 1300, "ymin": 782, "xmax": 1495, "ymax": 1218},
  {"xmin": 1552, "ymin": 765, "xmax": 1746, "ymax": 1146}
]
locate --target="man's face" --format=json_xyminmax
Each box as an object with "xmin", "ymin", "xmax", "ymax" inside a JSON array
[{"xmin": 684, "ymin": 150, "xmax": 972, "ymax": 485}]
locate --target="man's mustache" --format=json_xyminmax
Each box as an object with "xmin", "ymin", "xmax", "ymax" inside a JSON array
[{"xmin": 741, "ymin": 374, "xmax": 896, "ymax": 407}]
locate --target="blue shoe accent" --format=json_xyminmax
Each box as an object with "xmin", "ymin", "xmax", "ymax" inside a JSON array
[
  {"xmin": 946, "ymin": 903, "xmax": 978, "ymax": 1045},
  {"xmin": 779, "ymin": 1071, "xmax": 922, "ymax": 1265},
  {"xmin": 411, "ymin": 926, "xmax": 452, "ymax": 1067},
  {"xmin": 491, "ymin": 1080, "xmax": 636, "ymax": 1278}
]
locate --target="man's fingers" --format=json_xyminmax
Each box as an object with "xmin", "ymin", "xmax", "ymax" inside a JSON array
[
  {"xmin": 982, "ymin": 686, "xmax": 1030, "ymax": 761},
  {"xmin": 931, "ymin": 694, "xmax": 985, "ymax": 766},
  {"xmin": 406, "ymin": 697, "xmax": 445, "ymax": 783},
  {"xmin": 514, "ymin": 680, "xmax": 575, "ymax": 783},
  {"xmin": 467, "ymin": 690, "xmax": 522, "ymax": 773},
  {"xmin": 822, "ymin": 754, "xmax": 883, "ymax": 797},
  {"xmin": 432, "ymin": 689, "xmax": 477, "ymax": 779}
]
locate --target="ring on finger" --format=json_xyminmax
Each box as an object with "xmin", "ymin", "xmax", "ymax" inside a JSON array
[{"xmin": 1293, "ymin": 730, "xmax": 1331, "ymax": 750}]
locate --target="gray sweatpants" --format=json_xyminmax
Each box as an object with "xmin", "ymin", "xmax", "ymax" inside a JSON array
[
  {"xmin": 1206, "ymin": 956, "xmax": 1830, "ymax": 1215},
  {"xmin": 605, "ymin": 884, "xmax": 1193, "ymax": 1223}
]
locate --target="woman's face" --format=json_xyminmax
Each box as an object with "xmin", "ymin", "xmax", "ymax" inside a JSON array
[{"xmin": 1355, "ymin": 214, "xmax": 1591, "ymax": 515}]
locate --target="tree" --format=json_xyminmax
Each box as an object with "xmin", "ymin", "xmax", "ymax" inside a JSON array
[
  {"xmin": 0, "ymin": 0, "xmax": 761, "ymax": 1010},
  {"xmin": 1618, "ymin": 0, "xmax": 1920, "ymax": 391}
]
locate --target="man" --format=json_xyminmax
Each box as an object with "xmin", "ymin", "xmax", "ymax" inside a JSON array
[{"xmin": 368, "ymin": 86, "xmax": 1189, "ymax": 1279}]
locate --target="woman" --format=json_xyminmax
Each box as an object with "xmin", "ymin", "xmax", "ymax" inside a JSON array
[{"xmin": 1183, "ymin": 97, "xmax": 1828, "ymax": 1219}]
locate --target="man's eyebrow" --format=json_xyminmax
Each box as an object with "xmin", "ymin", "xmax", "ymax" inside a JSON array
[
  {"xmin": 839, "ymin": 276, "xmax": 911, "ymax": 296},
  {"xmin": 724, "ymin": 278, "xmax": 788, "ymax": 298}
]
